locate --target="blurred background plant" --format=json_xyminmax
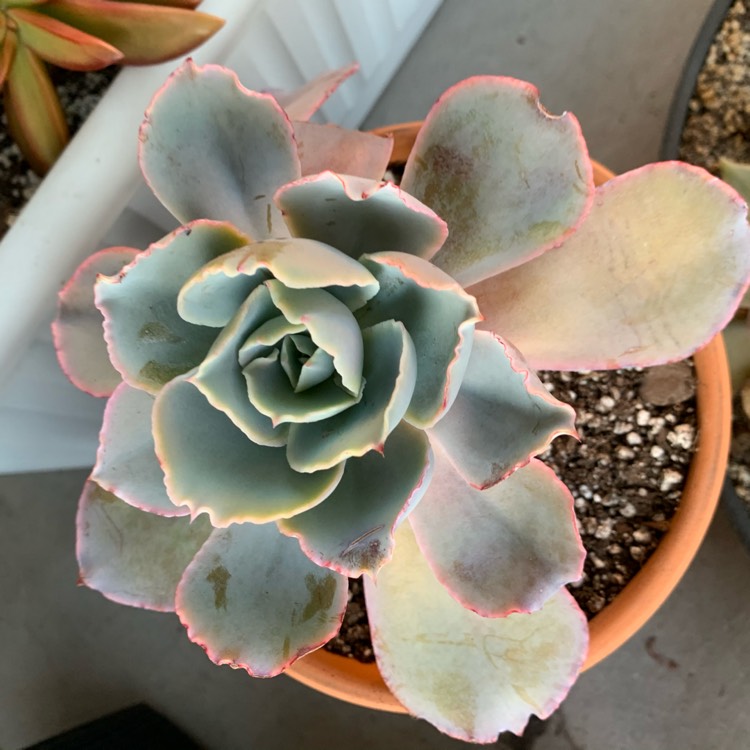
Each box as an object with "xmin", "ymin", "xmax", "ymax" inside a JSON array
[{"xmin": 0, "ymin": 0, "xmax": 223, "ymax": 175}]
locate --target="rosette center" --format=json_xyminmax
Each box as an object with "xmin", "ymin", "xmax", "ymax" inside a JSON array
[{"xmin": 240, "ymin": 281, "xmax": 365, "ymax": 426}]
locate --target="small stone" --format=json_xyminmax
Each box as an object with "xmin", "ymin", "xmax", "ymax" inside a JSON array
[
  {"xmin": 621, "ymin": 502, "xmax": 637, "ymax": 518},
  {"xmin": 639, "ymin": 361, "xmax": 695, "ymax": 405},
  {"xmin": 633, "ymin": 528, "xmax": 652, "ymax": 544},
  {"xmin": 660, "ymin": 469, "xmax": 683, "ymax": 492},
  {"xmin": 590, "ymin": 554, "xmax": 606, "ymax": 569},
  {"xmin": 636, "ymin": 409, "xmax": 651, "ymax": 426},
  {"xmin": 625, "ymin": 432, "xmax": 642, "ymax": 446},
  {"xmin": 607, "ymin": 544, "xmax": 623, "ymax": 555},
  {"xmin": 630, "ymin": 546, "xmax": 645, "ymax": 561},
  {"xmin": 650, "ymin": 445, "xmax": 666, "ymax": 460},
  {"xmin": 594, "ymin": 519, "xmax": 614, "ymax": 540},
  {"xmin": 597, "ymin": 395, "xmax": 616, "ymax": 412},
  {"xmin": 579, "ymin": 484, "xmax": 593, "ymax": 500},
  {"xmin": 667, "ymin": 424, "xmax": 695, "ymax": 450},
  {"xmin": 616, "ymin": 446, "xmax": 636, "ymax": 460}
]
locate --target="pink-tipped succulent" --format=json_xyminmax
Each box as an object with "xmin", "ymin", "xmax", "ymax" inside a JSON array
[
  {"xmin": 0, "ymin": 0, "xmax": 224, "ymax": 175},
  {"xmin": 53, "ymin": 60, "xmax": 750, "ymax": 743}
]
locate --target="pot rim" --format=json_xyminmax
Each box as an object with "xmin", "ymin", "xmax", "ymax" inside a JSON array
[{"xmin": 286, "ymin": 122, "xmax": 731, "ymax": 712}]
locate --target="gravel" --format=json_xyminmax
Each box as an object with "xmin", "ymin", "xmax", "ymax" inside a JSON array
[{"xmin": 679, "ymin": 0, "xmax": 750, "ymax": 172}]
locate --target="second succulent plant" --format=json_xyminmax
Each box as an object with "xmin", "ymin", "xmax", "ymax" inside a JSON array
[{"xmin": 0, "ymin": 0, "xmax": 223, "ymax": 174}]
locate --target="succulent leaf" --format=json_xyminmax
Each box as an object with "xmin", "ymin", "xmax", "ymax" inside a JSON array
[
  {"xmin": 723, "ymin": 317, "xmax": 750, "ymax": 393},
  {"xmin": 37, "ymin": 0, "xmax": 224, "ymax": 65},
  {"xmin": 471, "ymin": 162, "xmax": 750, "ymax": 369},
  {"xmin": 719, "ymin": 156, "xmax": 750, "ymax": 205},
  {"xmin": 276, "ymin": 172, "xmax": 448, "ymax": 261},
  {"xmin": 278, "ymin": 421, "xmax": 433, "ymax": 577},
  {"xmin": 10, "ymin": 7, "xmax": 123, "ymax": 70},
  {"xmin": 4, "ymin": 40, "xmax": 68, "ymax": 174},
  {"xmin": 94, "ymin": 221, "xmax": 248, "ymax": 394},
  {"xmin": 244, "ymin": 350, "xmax": 361, "ymax": 425},
  {"xmin": 111, "ymin": 0, "xmax": 201, "ymax": 7},
  {"xmin": 357, "ymin": 252, "xmax": 481, "ymax": 427},
  {"xmin": 53, "ymin": 246, "xmax": 136, "ymax": 397},
  {"xmin": 409, "ymin": 454, "xmax": 584, "ymax": 617},
  {"xmin": 177, "ymin": 238, "xmax": 379, "ymax": 326},
  {"xmin": 153, "ymin": 373, "xmax": 344, "ymax": 526},
  {"xmin": 175, "ymin": 522, "xmax": 348, "ymax": 677},
  {"xmin": 190, "ymin": 285, "xmax": 290, "ymax": 447},
  {"xmin": 77, "ymin": 479, "xmax": 212, "ymax": 611},
  {"xmin": 401, "ymin": 76, "xmax": 593, "ymax": 287},
  {"xmin": 293, "ymin": 121, "xmax": 393, "ymax": 180},
  {"xmin": 428, "ymin": 331, "xmax": 577, "ymax": 488},
  {"xmin": 92, "ymin": 382, "xmax": 189, "ymax": 517},
  {"xmin": 265, "ymin": 280, "xmax": 364, "ymax": 396},
  {"xmin": 286, "ymin": 320, "xmax": 417, "ymax": 472},
  {"xmin": 139, "ymin": 60, "xmax": 299, "ymax": 237},
  {"xmin": 0, "ymin": 25, "xmax": 16, "ymax": 88},
  {"xmin": 364, "ymin": 522, "xmax": 589, "ymax": 742},
  {"xmin": 275, "ymin": 63, "xmax": 358, "ymax": 121}
]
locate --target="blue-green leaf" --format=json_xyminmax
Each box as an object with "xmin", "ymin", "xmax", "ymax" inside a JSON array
[
  {"xmin": 95, "ymin": 221, "xmax": 248, "ymax": 393},
  {"xmin": 278, "ymin": 422, "xmax": 432, "ymax": 576},
  {"xmin": 140, "ymin": 60, "xmax": 300, "ymax": 238},
  {"xmin": 153, "ymin": 374, "xmax": 344, "ymax": 526}
]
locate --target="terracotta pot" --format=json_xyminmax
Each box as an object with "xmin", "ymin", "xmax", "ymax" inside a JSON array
[{"xmin": 286, "ymin": 122, "xmax": 732, "ymax": 712}]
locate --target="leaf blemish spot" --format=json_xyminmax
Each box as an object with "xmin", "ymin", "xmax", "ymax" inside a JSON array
[
  {"xmin": 301, "ymin": 573, "xmax": 336, "ymax": 623},
  {"xmin": 206, "ymin": 565, "xmax": 231, "ymax": 610}
]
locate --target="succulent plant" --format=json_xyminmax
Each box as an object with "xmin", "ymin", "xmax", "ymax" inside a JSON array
[
  {"xmin": 53, "ymin": 60, "xmax": 750, "ymax": 743},
  {"xmin": 720, "ymin": 156, "xmax": 750, "ymax": 206},
  {"xmin": 0, "ymin": 0, "xmax": 223, "ymax": 174}
]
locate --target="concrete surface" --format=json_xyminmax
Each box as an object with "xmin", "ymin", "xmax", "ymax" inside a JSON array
[{"xmin": 4, "ymin": 1, "xmax": 750, "ymax": 748}]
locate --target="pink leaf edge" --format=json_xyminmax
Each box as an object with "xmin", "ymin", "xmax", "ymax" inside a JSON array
[
  {"xmin": 75, "ymin": 479, "xmax": 181, "ymax": 613},
  {"xmin": 52, "ymin": 246, "xmax": 138, "ymax": 398},
  {"xmin": 275, "ymin": 170, "xmax": 449, "ymax": 252},
  {"xmin": 410, "ymin": 74, "xmax": 596, "ymax": 275},
  {"xmin": 368, "ymin": 586, "xmax": 589, "ymax": 742},
  {"xmin": 173, "ymin": 555, "xmax": 346, "ymax": 678},
  {"xmin": 472, "ymin": 331, "xmax": 579, "ymax": 491},
  {"xmin": 276, "ymin": 444, "xmax": 434, "ymax": 578},
  {"xmin": 412, "ymin": 458, "xmax": 586, "ymax": 619},
  {"xmin": 138, "ymin": 58, "xmax": 298, "ymax": 203},
  {"xmin": 276, "ymin": 63, "xmax": 359, "ymax": 121},
  {"xmin": 94, "ymin": 219, "xmax": 249, "ymax": 389},
  {"xmin": 510, "ymin": 160, "xmax": 750, "ymax": 372}
]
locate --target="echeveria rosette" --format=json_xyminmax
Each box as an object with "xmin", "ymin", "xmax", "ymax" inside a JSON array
[{"xmin": 53, "ymin": 59, "xmax": 750, "ymax": 745}]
